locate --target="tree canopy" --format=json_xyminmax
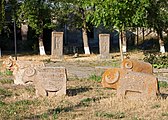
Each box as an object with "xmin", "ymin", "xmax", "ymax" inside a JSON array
[
  {"xmin": 87, "ymin": 0, "xmax": 150, "ymax": 31},
  {"xmin": 17, "ymin": 0, "xmax": 53, "ymax": 35},
  {"xmin": 0, "ymin": 0, "xmax": 5, "ymax": 33}
]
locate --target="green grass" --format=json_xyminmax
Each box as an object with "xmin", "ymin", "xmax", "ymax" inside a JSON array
[
  {"xmin": 0, "ymin": 88, "xmax": 12, "ymax": 99},
  {"xmin": 162, "ymin": 113, "xmax": 168, "ymax": 116},
  {"xmin": 0, "ymin": 79, "xmax": 14, "ymax": 84},
  {"xmin": 4, "ymin": 69, "xmax": 13, "ymax": 76},
  {"xmin": 0, "ymin": 100, "xmax": 6, "ymax": 107},
  {"xmin": 159, "ymin": 81, "xmax": 168, "ymax": 88},
  {"xmin": 0, "ymin": 69, "xmax": 13, "ymax": 76},
  {"xmin": 0, "ymin": 99, "xmax": 39, "ymax": 119},
  {"xmin": 95, "ymin": 111, "xmax": 125, "ymax": 119},
  {"xmin": 24, "ymin": 85, "xmax": 36, "ymax": 95},
  {"xmin": 151, "ymin": 104, "xmax": 161, "ymax": 109},
  {"xmin": 89, "ymin": 74, "xmax": 102, "ymax": 82}
]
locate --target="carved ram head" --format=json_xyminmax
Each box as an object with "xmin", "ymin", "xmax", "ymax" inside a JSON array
[{"xmin": 101, "ymin": 68, "xmax": 122, "ymax": 89}]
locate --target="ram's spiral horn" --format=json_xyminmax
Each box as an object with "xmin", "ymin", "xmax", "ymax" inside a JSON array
[
  {"xmin": 103, "ymin": 69, "xmax": 120, "ymax": 84},
  {"xmin": 24, "ymin": 67, "xmax": 36, "ymax": 77},
  {"xmin": 122, "ymin": 59, "xmax": 133, "ymax": 69}
]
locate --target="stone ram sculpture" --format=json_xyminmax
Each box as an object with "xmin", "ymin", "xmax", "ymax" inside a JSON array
[
  {"xmin": 102, "ymin": 68, "xmax": 159, "ymax": 100},
  {"xmin": 22, "ymin": 67, "xmax": 67, "ymax": 97},
  {"xmin": 121, "ymin": 59, "xmax": 153, "ymax": 74}
]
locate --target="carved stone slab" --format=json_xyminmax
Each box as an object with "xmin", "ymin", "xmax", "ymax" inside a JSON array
[
  {"xmin": 13, "ymin": 61, "xmax": 45, "ymax": 85},
  {"xmin": 23, "ymin": 67, "xmax": 67, "ymax": 97},
  {"xmin": 102, "ymin": 68, "xmax": 159, "ymax": 100},
  {"xmin": 51, "ymin": 32, "xmax": 64, "ymax": 59},
  {"xmin": 99, "ymin": 34, "xmax": 110, "ymax": 59},
  {"xmin": 121, "ymin": 59, "xmax": 153, "ymax": 74}
]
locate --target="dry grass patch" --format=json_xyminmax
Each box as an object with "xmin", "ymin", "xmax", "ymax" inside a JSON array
[{"xmin": 0, "ymin": 77, "xmax": 167, "ymax": 120}]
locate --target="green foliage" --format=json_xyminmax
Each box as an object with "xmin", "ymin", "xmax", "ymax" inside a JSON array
[
  {"xmin": 159, "ymin": 81, "xmax": 168, "ymax": 88},
  {"xmin": 17, "ymin": 0, "xmax": 53, "ymax": 35},
  {"xmin": 96, "ymin": 111, "xmax": 125, "ymax": 119},
  {"xmin": 51, "ymin": 0, "xmax": 93, "ymax": 30},
  {"xmin": 89, "ymin": 0, "xmax": 150, "ymax": 31},
  {"xmin": 0, "ymin": 0, "xmax": 5, "ymax": 33},
  {"xmin": 146, "ymin": 0, "xmax": 168, "ymax": 32},
  {"xmin": 144, "ymin": 53, "xmax": 168, "ymax": 68}
]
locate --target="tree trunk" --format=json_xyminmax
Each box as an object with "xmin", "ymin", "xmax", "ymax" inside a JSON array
[
  {"xmin": 122, "ymin": 31, "xmax": 127, "ymax": 53},
  {"xmin": 0, "ymin": 48, "xmax": 1, "ymax": 57},
  {"xmin": 135, "ymin": 27, "xmax": 139, "ymax": 46},
  {"xmin": 142, "ymin": 28, "xmax": 145, "ymax": 42},
  {"xmin": 38, "ymin": 34, "xmax": 46, "ymax": 55},
  {"xmin": 119, "ymin": 31, "xmax": 124, "ymax": 61},
  {"xmin": 158, "ymin": 31, "xmax": 165, "ymax": 53},
  {"xmin": 82, "ymin": 22, "xmax": 90, "ymax": 55}
]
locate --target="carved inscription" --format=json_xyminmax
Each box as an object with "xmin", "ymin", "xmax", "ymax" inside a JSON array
[
  {"xmin": 99, "ymin": 34, "xmax": 110, "ymax": 59},
  {"xmin": 51, "ymin": 32, "xmax": 64, "ymax": 59},
  {"xmin": 37, "ymin": 67, "xmax": 66, "ymax": 91},
  {"xmin": 13, "ymin": 61, "xmax": 45, "ymax": 85}
]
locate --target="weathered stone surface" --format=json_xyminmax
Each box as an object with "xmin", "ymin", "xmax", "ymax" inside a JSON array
[
  {"xmin": 21, "ymin": 23, "xmax": 28, "ymax": 41},
  {"xmin": 99, "ymin": 34, "xmax": 111, "ymax": 59},
  {"xmin": 121, "ymin": 59, "xmax": 153, "ymax": 74},
  {"xmin": 22, "ymin": 67, "xmax": 67, "ymax": 97},
  {"xmin": 2, "ymin": 56, "xmax": 14, "ymax": 69},
  {"xmin": 13, "ymin": 61, "xmax": 45, "ymax": 85},
  {"xmin": 102, "ymin": 68, "xmax": 159, "ymax": 100},
  {"xmin": 51, "ymin": 32, "xmax": 64, "ymax": 59}
]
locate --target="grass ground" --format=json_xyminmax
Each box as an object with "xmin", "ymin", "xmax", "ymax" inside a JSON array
[{"xmin": 0, "ymin": 52, "xmax": 168, "ymax": 120}]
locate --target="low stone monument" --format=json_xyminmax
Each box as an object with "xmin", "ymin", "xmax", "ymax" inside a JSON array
[
  {"xmin": 101, "ymin": 68, "xmax": 159, "ymax": 100},
  {"xmin": 121, "ymin": 59, "xmax": 153, "ymax": 74},
  {"xmin": 51, "ymin": 31, "xmax": 64, "ymax": 60},
  {"xmin": 22, "ymin": 67, "xmax": 67, "ymax": 97},
  {"xmin": 99, "ymin": 34, "xmax": 111, "ymax": 59}
]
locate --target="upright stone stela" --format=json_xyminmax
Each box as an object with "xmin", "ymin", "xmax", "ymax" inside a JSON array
[
  {"xmin": 99, "ymin": 34, "xmax": 110, "ymax": 59},
  {"xmin": 51, "ymin": 32, "xmax": 64, "ymax": 59}
]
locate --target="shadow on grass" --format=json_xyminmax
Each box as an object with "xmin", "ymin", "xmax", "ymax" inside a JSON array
[
  {"xmin": 23, "ymin": 96, "xmax": 107, "ymax": 120},
  {"xmin": 66, "ymin": 87, "xmax": 92, "ymax": 96}
]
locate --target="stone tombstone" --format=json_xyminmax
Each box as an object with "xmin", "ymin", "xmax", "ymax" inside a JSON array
[
  {"xmin": 51, "ymin": 31, "xmax": 64, "ymax": 59},
  {"xmin": 13, "ymin": 61, "xmax": 45, "ymax": 85},
  {"xmin": 22, "ymin": 67, "xmax": 67, "ymax": 97},
  {"xmin": 121, "ymin": 59, "xmax": 153, "ymax": 74},
  {"xmin": 101, "ymin": 68, "xmax": 159, "ymax": 100},
  {"xmin": 99, "ymin": 34, "xmax": 110, "ymax": 59},
  {"xmin": 21, "ymin": 23, "xmax": 28, "ymax": 41}
]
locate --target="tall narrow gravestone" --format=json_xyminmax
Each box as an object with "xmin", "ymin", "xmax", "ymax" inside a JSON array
[
  {"xmin": 51, "ymin": 32, "xmax": 64, "ymax": 59},
  {"xmin": 21, "ymin": 23, "xmax": 28, "ymax": 41},
  {"xmin": 99, "ymin": 34, "xmax": 110, "ymax": 59}
]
